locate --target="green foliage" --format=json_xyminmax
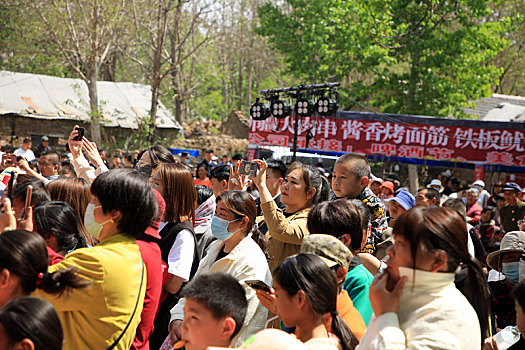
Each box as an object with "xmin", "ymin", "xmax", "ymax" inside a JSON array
[{"xmin": 258, "ymin": 0, "xmax": 514, "ymax": 118}]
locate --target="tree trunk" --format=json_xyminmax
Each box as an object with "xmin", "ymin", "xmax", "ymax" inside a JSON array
[
  {"xmin": 407, "ymin": 48, "xmax": 421, "ymax": 114},
  {"xmin": 87, "ymin": 67, "xmax": 102, "ymax": 144}
]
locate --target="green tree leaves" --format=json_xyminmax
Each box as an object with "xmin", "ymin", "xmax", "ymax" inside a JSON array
[{"xmin": 257, "ymin": 0, "xmax": 514, "ymax": 118}]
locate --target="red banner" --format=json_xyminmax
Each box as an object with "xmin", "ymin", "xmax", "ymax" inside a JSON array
[{"xmin": 249, "ymin": 115, "xmax": 525, "ymax": 166}]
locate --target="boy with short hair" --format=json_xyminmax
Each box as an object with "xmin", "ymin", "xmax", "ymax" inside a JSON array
[
  {"xmin": 331, "ymin": 153, "xmax": 387, "ymax": 254},
  {"xmin": 169, "ymin": 272, "xmax": 248, "ymax": 350}
]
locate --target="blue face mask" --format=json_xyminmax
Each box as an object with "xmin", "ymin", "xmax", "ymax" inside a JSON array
[
  {"xmin": 502, "ymin": 262, "xmax": 520, "ymax": 284},
  {"xmin": 211, "ymin": 216, "xmax": 241, "ymax": 241}
]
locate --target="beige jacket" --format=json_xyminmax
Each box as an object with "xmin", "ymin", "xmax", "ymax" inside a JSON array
[
  {"xmin": 170, "ymin": 234, "xmax": 272, "ymax": 347},
  {"xmin": 260, "ymin": 200, "xmax": 310, "ymax": 271}
]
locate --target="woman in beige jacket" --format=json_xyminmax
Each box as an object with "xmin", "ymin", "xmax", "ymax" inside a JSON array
[{"xmin": 252, "ymin": 160, "xmax": 329, "ymax": 271}]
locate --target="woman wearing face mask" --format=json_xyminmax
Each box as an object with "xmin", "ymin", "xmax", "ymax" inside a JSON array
[
  {"xmin": 486, "ymin": 231, "xmax": 525, "ymax": 330},
  {"xmin": 34, "ymin": 169, "xmax": 158, "ymax": 350},
  {"xmin": 167, "ymin": 190, "xmax": 272, "ymax": 347},
  {"xmin": 358, "ymin": 207, "xmax": 490, "ymax": 350}
]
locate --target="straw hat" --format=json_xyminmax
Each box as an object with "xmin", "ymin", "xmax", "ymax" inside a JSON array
[{"xmin": 486, "ymin": 231, "xmax": 525, "ymax": 271}]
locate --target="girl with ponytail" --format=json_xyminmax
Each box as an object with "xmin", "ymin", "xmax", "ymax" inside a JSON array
[
  {"xmin": 168, "ymin": 190, "xmax": 272, "ymax": 347},
  {"xmin": 359, "ymin": 206, "xmax": 490, "ymax": 350},
  {"xmin": 273, "ymin": 253, "xmax": 357, "ymax": 350},
  {"xmin": 0, "ymin": 230, "xmax": 88, "ymax": 308},
  {"xmin": 33, "ymin": 201, "xmax": 88, "ymax": 257}
]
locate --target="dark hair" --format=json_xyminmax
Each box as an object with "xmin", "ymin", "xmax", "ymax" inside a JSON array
[
  {"xmin": 210, "ymin": 164, "xmax": 230, "ymax": 182},
  {"xmin": 232, "ymin": 154, "xmax": 243, "ymax": 161},
  {"xmin": 206, "ymin": 149, "xmax": 214, "ymax": 154},
  {"xmin": 335, "ymin": 153, "xmax": 370, "ymax": 180},
  {"xmin": 23, "ymin": 138, "xmax": 31, "ymax": 144},
  {"xmin": 59, "ymin": 160, "xmax": 75, "ymax": 177},
  {"xmin": 421, "ymin": 187, "xmax": 440, "ymax": 205},
  {"xmin": 181, "ymin": 272, "xmax": 248, "ymax": 338},
  {"xmin": 307, "ymin": 199, "xmax": 363, "ymax": 252},
  {"xmin": 40, "ymin": 151, "xmax": 60, "ymax": 165},
  {"xmin": 124, "ymin": 153, "xmax": 133, "ymax": 163},
  {"xmin": 138, "ymin": 146, "xmax": 176, "ymax": 169},
  {"xmin": 90, "ymin": 169, "xmax": 157, "ymax": 237},
  {"xmin": 197, "ymin": 162, "xmax": 209, "ymax": 173},
  {"xmin": 348, "ymin": 199, "xmax": 371, "ymax": 232},
  {"xmin": 46, "ymin": 177, "xmax": 94, "ymax": 246},
  {"xmin": 196, "ymin": 185, "xmax": 214, "ymax": 206},
  {"xmin": 29, "ymin": 159, "xmax": 40, "ymax": 174},
  {"xmin": 157, "ymin": 163, "xmax": 196, "ymax": 224},
  {"xmin": 481, "ymin": 206, "xmax": 495, "ymax": 219},
  {"xmin": 393, "ymin": 207, "xmax": 490, "ymax": 340},
  {"xmin": 0, "ymin": 230, "xmax": 89, "ymax": 296},
  {"xmin": 286, "ymin": 162, "xmax": 329, "ymax": 206},
  {"xmin": 512, "ymin": 280, "xmax": 525, "ymax": 312},
  {"xmin": 14, "ymin": 179, "xmax": 51, "ymax": 206},
  {"xmin": 274, "ymin": 254, "xmax": 358, "ymax": 350},
  {"xmin": 266, "ymin": 159, "xmax": 287, "ymax": 179},
  {"xmin": 216, "ymin": 191, "xmax": 269, "ymax": 260},
  {"xmin": 33, "ymin": 201, "xmax": 88, "ymax": 253},
  {"xmin": 113, "ymin": 154, "xmax": 122, "ymax": 160},
  {"xmin": 0, "ymin": 296, "xmax": 63, "ymax": 350},
  {"xmin": 442, "ymin": 198, "xmax": 467, "ymax": 219}
]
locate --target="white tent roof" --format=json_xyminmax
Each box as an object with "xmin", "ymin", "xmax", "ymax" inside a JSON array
[{"xmin": 0, "ymin": 70, "xmax": 181, "ymax": 130}]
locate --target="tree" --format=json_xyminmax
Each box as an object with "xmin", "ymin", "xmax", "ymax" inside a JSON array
[
  {"xmin": 257, "ymin": 0, "xmax": 512, "ymax": 118},
  {"xmin": 128, "ymin": 0, "xmax": 215, "ymax": 142},
  {"xmin": 5, "ymin": 0, "xmax": 132, "ymax": 143}
]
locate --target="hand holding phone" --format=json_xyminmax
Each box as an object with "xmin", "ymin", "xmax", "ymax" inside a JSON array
[
  {"xmin": 245, "ymin": 279, "xmax": 272, "ymax": 293},
  {"xmin": 73, "ymin": 127, "xmax": 85, "ymax": 141},
  {"xmin": 239, "ymin": 161, "xmax": 259, "ymax": 178}
]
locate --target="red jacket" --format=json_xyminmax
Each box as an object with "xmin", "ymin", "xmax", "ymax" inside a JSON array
[{"xmin": 133, "ymin": 240, "xmax": 163, "ymax": 350}]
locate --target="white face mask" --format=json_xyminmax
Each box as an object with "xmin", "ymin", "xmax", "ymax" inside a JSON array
[{"xmin": 84, "ymin": 203, "xmax": 112, "ymax": 239}]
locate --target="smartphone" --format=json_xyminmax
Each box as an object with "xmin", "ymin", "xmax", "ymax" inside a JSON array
[
  {"xmin": 18, "ymin": 185, "xmax": 33, "ymax": 221},
  {"xmin": 6, "ymin": 172, "xmax": 18, "ymax": 205},
  {"xmin": 239, "ymin": 160, "xmax": 259, "ymax": 177},
  {"xmin": 73, "ymin": 127, "xmax": 85, "ymax": 141},
  {"xmin": 245, "ymin": 279, "xmax": 272, "ymax": 293}
]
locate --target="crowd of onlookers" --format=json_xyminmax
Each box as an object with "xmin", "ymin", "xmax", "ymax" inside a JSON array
[{"xmin": 0, "ymin": 126, "xmax": 525, "ymax": 350}]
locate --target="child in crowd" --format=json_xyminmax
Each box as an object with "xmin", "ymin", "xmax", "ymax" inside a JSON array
[
  {"xmin": 306, "ymin": 199, "xmax": 374, "ymax": 325},
  {"xmin": 163, "ymin": 273, "xmax": 248, "ymax": 350},
  {"xmin": 331, "ymin": 154, "xmax": 387, "ymax": 254},
  {"xmin": 475, "ymin": 206, "xmax": 498, "ymax": 253}
]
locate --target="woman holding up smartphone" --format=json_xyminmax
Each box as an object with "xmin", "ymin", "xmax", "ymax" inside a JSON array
[
  {"xmin": 250, "ymin": 160, "xmax": 329, "ymax": 271},
  {"xmin": 358, "ymin": 207, "xmax": 490, "ymax": 350}
]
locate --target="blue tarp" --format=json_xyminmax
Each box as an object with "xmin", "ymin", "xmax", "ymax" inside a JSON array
[{"xmin": 168, "ymin": 148, "xmax": 200, "ymax": 158}]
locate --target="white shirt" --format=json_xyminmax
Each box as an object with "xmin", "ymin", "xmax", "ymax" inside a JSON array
[
  {"xmin": 170, "ymin": 234, "xmax": 272, "ymax": 347},
  {"xmin": 167, "ymin": 228, "xmax": 195, "ymax": 281},
  {"xmin": 14, "ymin": 148, "xmax": 35, "ymax": 162},
  {"xmin": 358, "ymin": 267, "xmax": 481, "ymax": 350}
]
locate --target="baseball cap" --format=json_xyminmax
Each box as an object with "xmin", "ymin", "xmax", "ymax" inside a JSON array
[
  {"xmin": 300, "ymin": 234, "xmax": 353, "ymax": 270},
  {"xmin": 41, "ymin": 136, "xmax": 49, "ymax": 141},
  {"xmin": 144, "ymin": 189, "xmax": 165, "ymax": 239},
  {"xmin": 503, "ymin": 182, "xmax": 522, "ymax": 193},
  {"xmin": 381, "ymin": 181, "xmax": 394, "ymax": 194},
  {"xmin": 385, "ymin": 189, "xmax": 415, "ymax": 210},
  {"xmin": 486, "ymin": 231, "xmax": 525, "ymax": 271},
  {"xmin": 473, "ymin": 180, "xmax": 485, "ymax": 188}
]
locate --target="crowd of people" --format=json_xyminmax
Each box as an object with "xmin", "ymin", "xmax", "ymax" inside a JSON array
[{"xmin": 0, "ymin": 126, "xmax": 525, "ymax": 349}]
